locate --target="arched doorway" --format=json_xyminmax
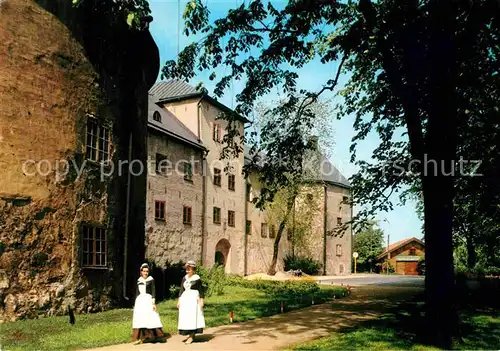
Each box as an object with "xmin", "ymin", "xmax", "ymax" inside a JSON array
[{"xmin": 214, "ymin": 239, "xmax": 231, "ymax": 272}]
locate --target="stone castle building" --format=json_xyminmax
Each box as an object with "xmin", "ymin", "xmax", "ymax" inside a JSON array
[{"xmin": 145, "ymin": 80, "xmax": 353, "ymax": 276}]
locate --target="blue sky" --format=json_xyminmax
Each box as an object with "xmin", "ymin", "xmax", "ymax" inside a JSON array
[{"xmin": 147, "ymin": 0, "xmax": 423, "ymax": 246}]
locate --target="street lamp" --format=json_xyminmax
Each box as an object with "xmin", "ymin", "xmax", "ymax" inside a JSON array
[{"xmin": 382, "ymin": 218, "xmax": 391, "ymax": 275}]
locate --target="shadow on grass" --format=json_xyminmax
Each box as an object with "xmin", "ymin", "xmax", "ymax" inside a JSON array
[{"xmin": 304, "ymin": 290, "xmax": 500, "ymax": 351}]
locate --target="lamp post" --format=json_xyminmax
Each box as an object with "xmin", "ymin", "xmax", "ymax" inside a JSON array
[
  {"xmin": 382, "ymin": 218, "xmax": 390, "ymax": 275},
  {"xmin": 353, "ymin": 252, "xmax": 359, "ymax": 274}
]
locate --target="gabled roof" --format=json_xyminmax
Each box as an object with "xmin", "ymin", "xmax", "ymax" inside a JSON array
[
  {"xmin": 243, "ymin": 146, "xmax": 351, "ymax": 189},
  {"xmin": 149, "ymin": 80, "xmax": 249, "ymax": 123},
  {"xmin": 147, "ymin": 94, "xmax": 205, "ymax": 151},
  {"xmin": 377, "ymin": 237, "xmax": 425, "ymax": 260}
]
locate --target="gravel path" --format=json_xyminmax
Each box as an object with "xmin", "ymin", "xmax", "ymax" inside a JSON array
[{"xmin": 81, "ymin": 285, "xmax": 423, "ymax": 351}]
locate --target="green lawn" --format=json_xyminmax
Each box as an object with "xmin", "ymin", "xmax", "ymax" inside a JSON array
[
  {"xmin": 287, "ymin": 303, "xmax": 500, "ymax": 351},
  {"xmin": 1, "ymin": 285, "xmax": 345, "ymax": 351}
]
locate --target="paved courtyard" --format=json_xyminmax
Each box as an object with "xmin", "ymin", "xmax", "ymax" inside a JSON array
[{"xmin": 83, "ymin": 284, "xmax": 423, "ymax": 351}]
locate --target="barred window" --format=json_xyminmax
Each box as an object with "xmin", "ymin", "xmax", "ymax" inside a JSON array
[
  {"xmin": 86, "ymin": 117, "xmax": 110, "ymax": 163},
  {"xmin": 82, "ymin": 225, "xmax": 107, "ymax": 268}
]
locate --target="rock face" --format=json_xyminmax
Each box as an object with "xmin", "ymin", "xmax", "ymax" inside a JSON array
[{"xmin": 0, "ymin": 0, "xmax": 159, "ymax": 322}]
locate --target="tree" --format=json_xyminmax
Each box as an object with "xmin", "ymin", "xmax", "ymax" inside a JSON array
[
  {"xmin": 353, "ymin": 221, "xmax": 384, "ymax": 272},
  {"xmin": 246, "ymin": 97, "xmax": 334, "ymax": 275},
  {"xmin": 162, "ymin": 0, "xmax": 500, "ymax": 347}
]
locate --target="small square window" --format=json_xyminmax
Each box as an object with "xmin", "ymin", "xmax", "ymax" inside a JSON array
[
  {"xmin": 213, "ymin": 207, "xmax": 221, "ymax": 224},
  {"xmin": 261, "ymin": 223, "xmax": 268, "ymax": 238},
  {"xmin": 155, "ymin": 201, "xmax": 166, "ymax": 221},
  {"xmin": 153, "ymin": 111, "xmax": 162, "ymax": 122},
  {"xmin": 228, "ymin": 210, "xmax": 235, "ymax": 227},
  {"xmin": 336, "ymin": 244, "xmax": 342, "ymax": 256},
  {"xmin": 213, "ymin": 123, "xmax": 222, "ymax": 142},
  {"xmin": 228, "ymin": 174, "xmax": 235, "ymax": 191},
  {"xmin": 269, "ymin": 225, "xmax": 276, "ymax": 239},
  {"xmin": 156, "ymin": 153, "xmax": 168, "ymax": 174},
  {"xmin": 214, "ymin": 168, "xmax": 221, "ymax": 186},
  {"xmin": 246, "ymin": 184, "xmax": 252, "ymax": 202},
  {"xmin": 184, "ymin": 162, "xmax": 193, "ymax": 182},
  {"xmin": 183, "ymin": 206, "xmax": 192, "ymax": 225}
]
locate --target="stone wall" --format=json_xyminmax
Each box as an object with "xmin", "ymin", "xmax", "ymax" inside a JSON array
[
  {"xmin": 0, "ymin": 0, "xmax": 158, "ymax": 321},
  {"xmin": 325, "ymin": 186, "xmax": 352, "ymax": 275},
  {"xmin": 145, "ymin": 129, "xmax": 204, "ymax": 266}
]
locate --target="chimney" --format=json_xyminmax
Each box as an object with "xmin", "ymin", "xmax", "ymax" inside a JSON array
[{"xmin": 307, "ymin": 136, "xmax": 319, "ymax": 150}]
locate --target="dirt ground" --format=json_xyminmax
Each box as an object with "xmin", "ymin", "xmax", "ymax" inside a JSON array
[{"xmin": 82, "ymin": 285, "xmax": 423, "ymax": 351}]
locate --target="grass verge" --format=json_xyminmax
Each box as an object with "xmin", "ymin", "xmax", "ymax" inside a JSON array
[
  {"xmin": 286, "ymin": 294, "xmax": 500, "ymax": 351},
  {"xmin": 1, "ymin": 285, "xmax": 345, "ymax": 351}
]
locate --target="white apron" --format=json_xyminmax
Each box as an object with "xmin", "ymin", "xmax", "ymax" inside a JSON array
[
  {"xmin": 132, "ymin": 277, "xmax": 163, "ymax": 329},
  {"xmin": 178, "ymin": 274, "xmax": 205, "ymax": 332}
]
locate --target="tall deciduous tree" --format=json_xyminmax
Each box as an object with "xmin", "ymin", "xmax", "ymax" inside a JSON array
[
  {"xmin": 162, "ymin": 0, "xmax": 500, "ymax": 347},
  {"xmin": 246, "ymin": 97, "xmax": 334, "ymax": 275}
]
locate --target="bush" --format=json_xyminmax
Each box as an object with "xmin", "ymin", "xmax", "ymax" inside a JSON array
[
  {"xmin": 164, "ymin": 260, "xmax": 186, "ymax": 299},
  {"xmin": 228, "ymin": 277, "xmax": 324, "ymax": 304},
  {"xmin": 283, "ymin": 254, "xmax": 321, "ymax": 275},
  {"xmin": 197, "ymin": 264, "xmax": 227, "ymax": 297},
  {"xmin": 417, "ymin": 259, "xmax": 425, "ymax": 275}
]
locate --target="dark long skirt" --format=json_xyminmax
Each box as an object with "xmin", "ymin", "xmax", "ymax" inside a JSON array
[
  {"xmin": 179, "ymin": 328, "xmax": 203, "ymax": 336},
  {"xmin": 132, "ymin": 328, "xmax": 166, "ymax": 343}
]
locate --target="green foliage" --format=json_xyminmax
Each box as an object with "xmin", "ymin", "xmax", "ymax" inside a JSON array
[
  {"xmin": 353, "ymin": 221, "xmax": 385, "ymax": 272},
  {"xmin": 283, "ymin": 254, "xmax": 321, "ymax": 275},
  {"xmin": 164, "ymin": 260, "xmax": 186, "ymax": 298},
  {"xmin": 71, "ymin": 0, "xmax": 152, "ymax": 30},
  {"xmin": 417, "ymin": 259, "xmax": 425, "ymax": 276},
  {"xmin": 163, "ymin": 2, "xmax": 500, "ymax": 345},
  {"xmin": 228, "ymin": 276, "xmax": 343, "ymax": 305},
  {"xmin": 169, "ymin": 284, "xmax": 180, "ymax": 298},
  {"xmin": 197, "ymin": 264, "xmax": 227, "ymax": 297}
]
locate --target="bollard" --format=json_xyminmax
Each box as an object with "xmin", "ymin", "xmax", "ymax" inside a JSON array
[
  {"xmin": 280, "ymin": 301, "xmax": 284, "ymax": 313},
  {"xmin": 229, "ymin": 311, "xmax": 234, "ymax": 323}
]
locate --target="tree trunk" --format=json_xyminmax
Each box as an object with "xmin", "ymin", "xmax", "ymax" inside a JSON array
[
  {"xmin": 267, "ymin": 196, "xmax": 296, "ymax": 276},
  {"xmin": 466, "ymin": 234, "xmax": 476, "ymax": 270}
]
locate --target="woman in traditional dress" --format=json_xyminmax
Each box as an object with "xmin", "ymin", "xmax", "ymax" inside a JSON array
[
  {"xmin": 132, "ymin": 263, "xmax": 165, "ymax": 344},
  {"xmin": 177, "ymin": 260, "xmax": 205, "ymax": 344}
]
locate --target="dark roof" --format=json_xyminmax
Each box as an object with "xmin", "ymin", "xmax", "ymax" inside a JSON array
[
  {"xmin": 149, "ymin": 79, "xmax": 199, "ymax": 99},
  {"xmin": 244, "ymin": 146, "xmax": 351, "ymax": 189},
  {"xmin": 149, "ymin": 80, "xmax": 249, "ymax": 123},
  {"xmin": 147, "ymin": 94, "xmax": 205, "ymax": 150},
  {"xmin": 377, "ymin": 237, "xmax": 425, "ymax": 259}
]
